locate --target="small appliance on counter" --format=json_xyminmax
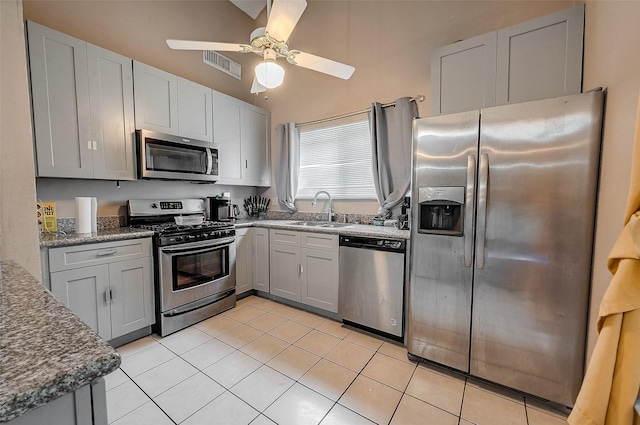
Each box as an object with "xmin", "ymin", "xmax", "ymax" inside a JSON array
[{"xmin": 207, "ymin": 196, "xmax": 239, "ymax": 221}]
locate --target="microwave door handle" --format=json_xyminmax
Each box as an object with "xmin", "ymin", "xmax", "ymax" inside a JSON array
[{"xmin": 205, "ymin": 148, "xmax": 213, "ymax": 175}]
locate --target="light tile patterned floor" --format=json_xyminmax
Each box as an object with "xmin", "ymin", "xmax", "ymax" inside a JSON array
[{"xmin": 105, "ymin": 295, "xmax": 569, "ymax": 425}]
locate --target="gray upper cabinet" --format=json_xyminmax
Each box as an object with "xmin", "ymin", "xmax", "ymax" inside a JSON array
[
  {"xmin": 431, "ymin": 32, "xmax": 497, "ymax": 115},
  {"xmin": 88, "ymin": 45, "xmax": 137, "ymax": 180},
  {"xmin": 133, "ymin": 62, "xmax": 179, "ymax": 135},
  {"xmin": 214, "ymin": 91, "xmax": 244, "ymax": 184},
  {"xmin": 177, "ymin": 77, "xmax": 213, "ymax": 142},
  {"xmin": 495, "ymin": 5, "xmax": 584, "ymax": 105},
  {"xmin": 430, "ymin": 5, "xmax": 584, "ymax": 115},
  {"xmin": 133, "ymin": 62, "xmax": 214, "ymax": 142},
  {"xmin": 214, "ymin": 91, "xmax": 271, "ymax": 187},
  {"xmin": 242, "ymin": 104, "xmax": 271, "ymax": 187},
  {"xmin": 27, "ymin": 21, "xmax": 136, "ymax": 180}
]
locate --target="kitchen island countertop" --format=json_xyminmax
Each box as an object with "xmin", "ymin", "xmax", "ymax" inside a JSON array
[
  {"xmin": 234, "ymin": 219, "xmax": 411, "ymax": 239},
  {"xmin": 40, "ymin": 227, "xmax": 155, "ymax": 248},
  {"xmin": 0, "ymin": 260, "xmax": 120, "ymax": 422}
]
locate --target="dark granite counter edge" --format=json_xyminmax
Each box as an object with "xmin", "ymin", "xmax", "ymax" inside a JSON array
[
  {"xmin": 0, "ymin": 261, "xmax": 121, "ymax": 422},
  {"xmin": 234, "ymin": 219, "xmax": 411, "ymax": 239},
  {"xmin": 39, "ymin": 228, "xmax": 155, "ymax": 248}
]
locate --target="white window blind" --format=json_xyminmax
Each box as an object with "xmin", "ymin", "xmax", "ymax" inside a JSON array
[{"xmin": 297, "ymin": 118, "xmax": 376, "ymax": 200}]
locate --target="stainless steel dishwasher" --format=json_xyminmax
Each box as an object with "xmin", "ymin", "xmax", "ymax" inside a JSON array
[{"xmin": 338, "ymin": 235, "xmax": 406, "ymax": 338}]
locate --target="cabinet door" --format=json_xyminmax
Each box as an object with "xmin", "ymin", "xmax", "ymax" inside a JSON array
[
  {"xmin": 27, "ymin": 21, "xmax": 94, "ymax": 178},
  {"xmin": 178, "ymin": 78, "xmax": 213, "ymax": 142},
  {"xmin": 242, "ymin": 105, "xmax": 271, "ymax": 186},
  {"xmin": 430, "ymin": 32, "xmax": 497, "ymax": 115},
  {"xmin": 213, "ymin": 91, "xmax": 244, "ymax": 184},
  {"xmin": 235, "ymin": 228, "xmax": 253, "ymax": 295},
  {"xmin": 496, "ymin": 4, "xmax": 584, "ymax": 105},
  {"xmin": 109, "ymin": 257, "xmax": 154, "ymax": 339},
  {"xmin": 269, "ymin": 244, "xmax": 301, "ymax": 302},
  {"xmin": 87, "ymin": 44, "xmax": 136, "ymax": 180},
  {"xmin": 301, "ymin": 248, "xmax": 339, "ymax": 313},
  {"xmin": 51, "ymin": 265, "xmax": 112, "ymax": 340},
  {"xmin": 253, "ymin": 228, "xmax": 270, "ymax": 292},
  {"xmin": 133, "ymin": 62, "xmax": 179, "ymax": 134}
]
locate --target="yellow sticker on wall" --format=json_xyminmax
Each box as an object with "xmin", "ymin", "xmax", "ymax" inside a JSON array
[{"xmin": 37, "ymin": 201, "xmax": 57, "ymax": 233}]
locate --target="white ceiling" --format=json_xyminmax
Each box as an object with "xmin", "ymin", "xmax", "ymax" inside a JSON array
[{"xmin": 229, "ymin": 0, "xmax": 266, "ymax": 20}]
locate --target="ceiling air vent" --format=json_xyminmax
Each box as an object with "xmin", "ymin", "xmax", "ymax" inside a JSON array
[{"xmin": 203, "ymin": 50, "xmax": 241, "ymax": 80}]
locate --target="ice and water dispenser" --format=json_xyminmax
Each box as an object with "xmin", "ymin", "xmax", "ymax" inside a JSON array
[{"xmin": 418, "ymin": 187, "xmax": 464, "ymax": 236}]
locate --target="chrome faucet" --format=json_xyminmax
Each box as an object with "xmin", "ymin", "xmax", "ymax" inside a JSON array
[{"xmin": 312, "ymin": 190, "xmax": 335, "ymax": 222}]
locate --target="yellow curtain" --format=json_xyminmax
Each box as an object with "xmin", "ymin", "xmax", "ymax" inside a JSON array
[{"xmin": 568, "ymin": 94, "xmax": 640, "ymax": 425}]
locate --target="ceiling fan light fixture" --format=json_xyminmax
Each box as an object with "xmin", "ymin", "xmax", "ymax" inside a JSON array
[{"xmin": 255, "ymin": 50, "xmax": 285, "ymax": 89}]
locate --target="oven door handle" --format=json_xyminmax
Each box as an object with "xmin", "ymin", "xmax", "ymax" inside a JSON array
[{"xmin": 160, "ymin": 237, "xmax": 235, "ymax": 254}]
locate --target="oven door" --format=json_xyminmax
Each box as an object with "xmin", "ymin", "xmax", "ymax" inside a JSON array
[{"xmin": 158, "ymin": 236, "xmax": 236, "ymax": 312}]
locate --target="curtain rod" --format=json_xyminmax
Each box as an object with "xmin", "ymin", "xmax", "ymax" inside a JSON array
[{"xmin": 295, "ymin": 95, "xmax": 425, "ymax": 128}]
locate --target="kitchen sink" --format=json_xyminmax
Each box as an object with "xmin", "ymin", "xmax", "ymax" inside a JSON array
[{"xmin": 289, "ymin": 221, "xmax": 352, "ymax": 228}]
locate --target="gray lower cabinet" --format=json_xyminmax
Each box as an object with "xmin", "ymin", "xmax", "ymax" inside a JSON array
[
  {"xmin": 253, "ymin": 228, "xmax": 270, "ymax": 292},
  {"xmin": 269, "ymin": 230, "xmax": 338, "ymax": 313},
  {"xmin": 431, "ymin": 5, "xmax": 584, "ymax": 115},
  {"xmin": 27, "ymin": 21, "xmax": 136, "ymax": 180},
  {"xmin": 235, "ymin": 227, "xmax": 270, "ymax": 296},
  {"xmin": 49, "ymin": 239, "xmax": 154, "ymax": 342},
  {"xmin": 235, "ymin": 228, "xmax": 253, "ymax": 296},
  {"xmin": 9, "ymin": 379, "xmax": 107, "ymax": 425}
]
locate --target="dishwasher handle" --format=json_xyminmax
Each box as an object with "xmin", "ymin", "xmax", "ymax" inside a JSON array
[{"xmin": 339, "ymin": 235, "xmax": 406, "ymax": 253}]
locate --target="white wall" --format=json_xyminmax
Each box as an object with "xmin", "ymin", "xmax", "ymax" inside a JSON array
[
  {"xmin": 582, "ymin": 0, "xmax": 640, "ymax": 362},
  {"xmin": 1, "ymin": 0, "xmax": 41, "ymax": 278}
]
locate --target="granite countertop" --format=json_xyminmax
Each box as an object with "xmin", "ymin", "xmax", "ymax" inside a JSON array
[
  {"xmin": 40, "ymin": 227, "xmax": 155, "ymax": 248},
  {"xmin": 0, "ymin": 261, "xmax": 121, "ymax": 422},
  {"xmin": 235, "ymin": 219, "xmax": 411, "ymax": 239}
]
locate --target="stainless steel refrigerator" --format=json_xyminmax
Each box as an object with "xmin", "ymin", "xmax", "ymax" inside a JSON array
[{"xmin": 408, "ymin": 90, "xmax": 604, "ymax": 407}]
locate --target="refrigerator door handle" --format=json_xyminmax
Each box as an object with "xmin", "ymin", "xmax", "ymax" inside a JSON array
[
  {"xmin": 476, "ymin": 154, "xmax": 489, "ymax": 269},
  {"xmin": 464, "ymin": 154, "xmax": 476, "ymax": 267}
]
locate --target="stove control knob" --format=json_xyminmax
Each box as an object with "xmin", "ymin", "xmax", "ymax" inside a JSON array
[
  {"xmin": 151, "ymin": 203, "xmax": 158, "ymax": 209},
  {"xmin": 174, "ymin": 236, "xmax": 183, "ymax": 242},
  {"xmin": 202, "ymin": 233, "xmax": 209, "ymax": 238}
]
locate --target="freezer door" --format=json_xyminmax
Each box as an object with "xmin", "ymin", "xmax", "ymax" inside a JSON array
[
  {"xmin": 408, "ymin": 110, "xmax": 479, "ymax": 372},
  {"xmin": 470, "ymin": 91, "xmax": 604, "ymax": 406}
]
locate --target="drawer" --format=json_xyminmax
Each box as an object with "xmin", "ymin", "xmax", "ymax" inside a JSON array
[
  {"xmin": 270, "ymin": 229, "xmax": 300, "ymax": 246},
  {"xmin": 301, "ymin": 233, "xmax": 338, "ymax": 251},
  {"xmin": 49, "ymin": 238, "xmax": 152, "ymax": 272}
]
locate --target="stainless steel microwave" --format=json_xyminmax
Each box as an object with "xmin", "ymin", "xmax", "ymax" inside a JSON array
[{"xmin": 136, "ymin": 129, "xmax": 219, "ymax": 182}]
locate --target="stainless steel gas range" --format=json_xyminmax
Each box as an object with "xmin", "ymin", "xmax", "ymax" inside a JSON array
[{"xmin": 128, "ymin": 199, "xmax": 236, "ymax": 336}]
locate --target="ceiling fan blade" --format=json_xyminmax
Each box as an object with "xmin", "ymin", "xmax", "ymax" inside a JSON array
[
  {"xmin": 288, "ymin": 51, "xmax": 355, "ymax": 80},
  {"xmin": 251, "ymin": 76, "xmax": 267, "ymax": 94},
  {"xmin": 166, "ymin": 39, "xmax": 250, "ymax": 52},
  {"xmin": 266, "ymin": 0, "xmax": 307, "ymax": 42}
]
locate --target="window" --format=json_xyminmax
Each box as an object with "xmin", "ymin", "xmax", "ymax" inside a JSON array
[{"xmin": 297, "ymin": 118, "xmax": 377, "ymax": 200}]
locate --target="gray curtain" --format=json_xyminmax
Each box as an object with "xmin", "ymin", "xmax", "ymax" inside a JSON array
[
  {"xmin": 274, "ymin": 122, "xmax": 300, "ymax": 212},
  {"xmin": 369, "ymin": 97, "xmax": 419, "ymax": 218}
]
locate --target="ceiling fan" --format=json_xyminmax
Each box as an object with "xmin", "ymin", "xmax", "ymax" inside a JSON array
[{"xmin": 166, "ymin": 0, "xmax": 355, "ymax": 93}]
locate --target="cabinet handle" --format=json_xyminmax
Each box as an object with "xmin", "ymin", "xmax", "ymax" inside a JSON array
[
  {"xmin": 300, "ymin": 265, "xmax": 303, "ymax": 274},
  {"xmin": 92, "ymin": 141, "xmax": 98, "ymax": 151},
  {"xmin": 96, "ymin": 249, "xmax": 117, "ymax": 257},
  {"xmin": 245, "ymin": 160, "xmax": 248, "ymax": 168},
  {"xmin": 103, "ymin": 291, "xmax": 108, "ymax": 304},
  {"xmin": 88, "ymin": 141, "xmax": 92, "ymax": 150},
  {"xmin": 109, "ymin": 289, "xmax": 114, "ymax": 301},
  {"xmin": 297, "ymin": 264, "xmax": 301, "ymax": 276}
]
